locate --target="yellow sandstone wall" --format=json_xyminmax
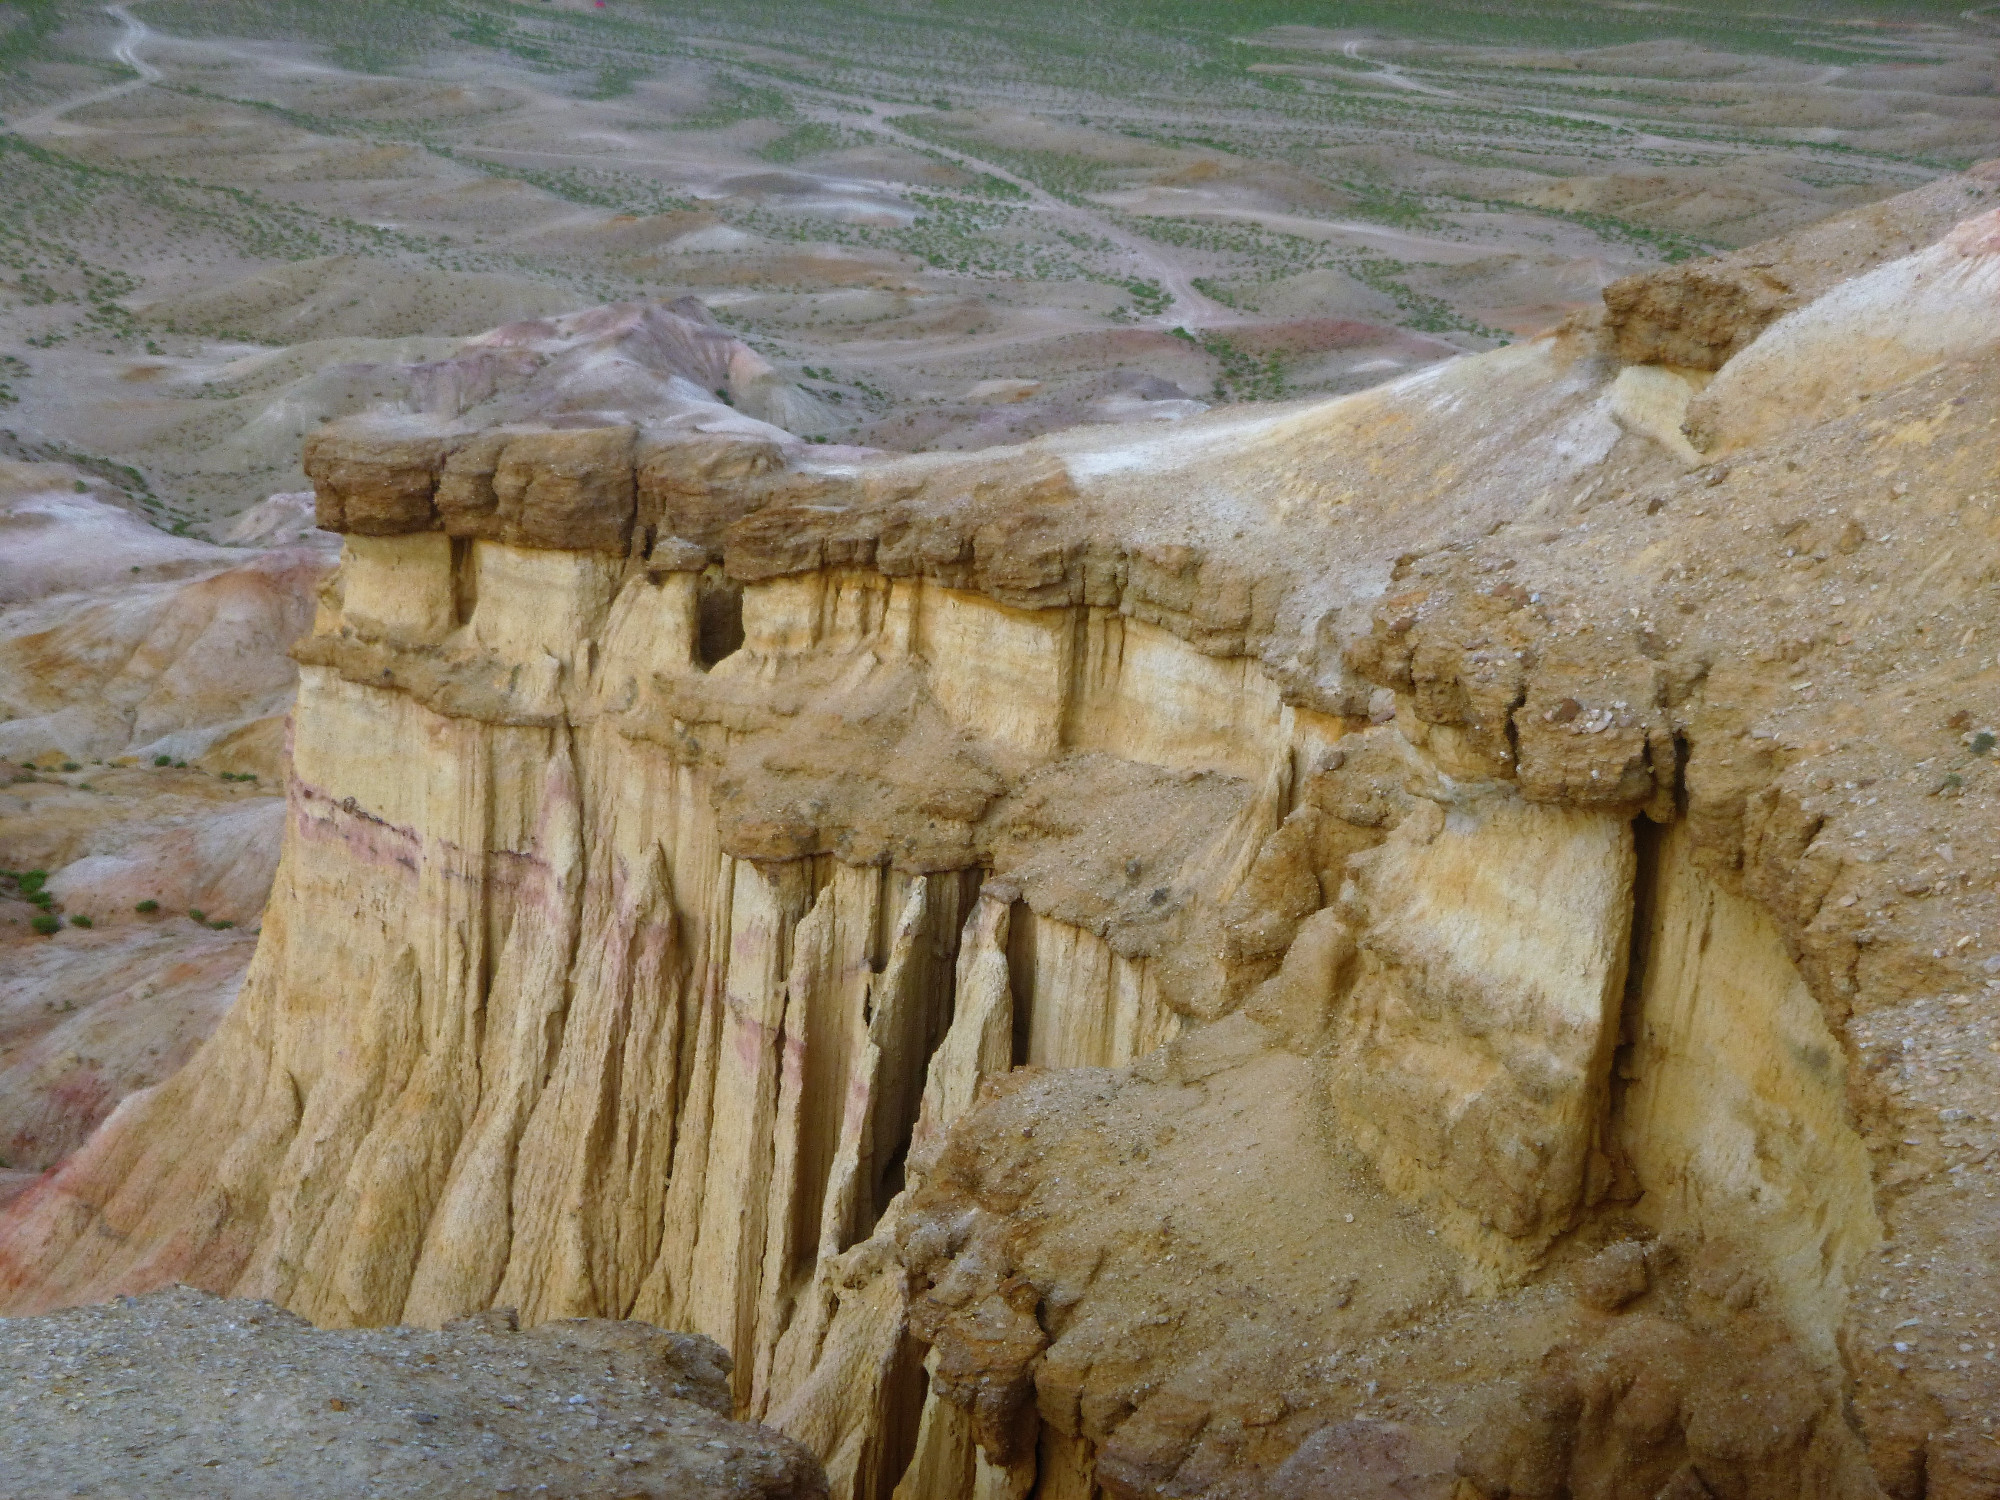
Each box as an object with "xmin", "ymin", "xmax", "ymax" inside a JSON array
[{"xmin": 0, "ymin": 524, "xmax": 1881, "ymax": 1498}]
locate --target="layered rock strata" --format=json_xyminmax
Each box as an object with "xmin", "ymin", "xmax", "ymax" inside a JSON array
[{"xmin": 5, "ymin": 182, "xmax": 2000, "ymax": 1498}]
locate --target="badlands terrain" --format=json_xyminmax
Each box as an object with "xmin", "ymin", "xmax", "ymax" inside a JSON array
[
  {"xmin": 1, "ymin": 0, "xmax": 1998, "ymax": 518},
  {"xmin": 2, "ymin": 0, "xmax": 2000, "ymax": 1497}
]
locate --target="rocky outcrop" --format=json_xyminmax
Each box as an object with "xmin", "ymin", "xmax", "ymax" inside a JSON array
[
  {"xmin": 5, "ymin": 178, "xmax": 2000, "ymax": 1499},
  {"xmin": 1601, "ymin": 157, "xmax": 2000, "ymax": 369}
]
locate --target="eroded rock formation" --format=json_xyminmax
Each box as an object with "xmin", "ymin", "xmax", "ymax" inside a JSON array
[{"xmin": 5, "ymin": 176, "xmax": 2000, "ymax": 1498}]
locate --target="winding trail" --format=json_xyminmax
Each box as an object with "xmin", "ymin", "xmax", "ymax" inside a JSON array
[
  {"xmin": 1340, "ymin": 39, "xmax": 1455, "ymax": 99},
  {"xmin": 790, "ymin": 97, "xmax": 1239, "ymax": 330},
  {"xmin": 2, "ymin": 0, "xmax": 1232, "ymax": 329},
  {"xmin": 6, "ymin": 4, "xmax": 159, "ymax": 135}
]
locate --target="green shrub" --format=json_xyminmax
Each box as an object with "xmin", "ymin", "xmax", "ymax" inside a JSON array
[
  {"xmin": 18, "ymin": 870, "xmax": 47, "ymax": 893},
  {"xmin": 69, "ymin": 913, "xmax": 92, "ymax": 929},
  {"xmin": 187, "ymin": 907, "xmax": 207, "ymax": 924},
  {"xmin": 135, "ymin": 899, "xmax": 159, "ymax": 913},
  {"xmin": 154, "ymin": 754, "xmax": 172, "ymax": 767},
  {"xmin": 30, "ymin": 914, "xmax": 59, "ymax": 936}
]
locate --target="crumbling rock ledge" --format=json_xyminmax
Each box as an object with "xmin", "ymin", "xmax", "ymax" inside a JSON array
[
  {"xmin": 1601, "ymin": 158, "xmax": 2000, "ymax": 370},
  {"xmin": 5, "ymin": 172, "xmax": 2000, "ymax": 1499}
]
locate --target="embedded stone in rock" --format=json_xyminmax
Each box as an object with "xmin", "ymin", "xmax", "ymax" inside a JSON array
[
  {"xmin": 1266, "ymin": 1420, "xmax": 1456, "ymax": 1500},
  {"xmin": 310, "ymin": 420, "xmax": 644, "ymax": 551},
  {"xmin": 1602, "ymin": 262, "xmax": 1797, "ymax": 372},
  {"xmin": 434, "ymin": 427, "xmax": 512, "ymax": 540},
  {"xmin": 1322, "ymin": 775, "xmax": 1635, "ymax": 1278},
  {"xmin": 1600, "ymin": 160, "xmax": 2000, "ymax": 370},
  {"xmin": 1575, "ymin": 1239, "xmax": 1652, "ymax": 1312},
  {"xmin": 1681, "ymin": 206, "xmax": 2000, "ymax": 457}
]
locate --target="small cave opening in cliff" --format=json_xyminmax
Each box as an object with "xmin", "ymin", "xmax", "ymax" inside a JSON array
[{"xmin": 696, "ymin": 571, "xmax": 745, "ymax": 669}]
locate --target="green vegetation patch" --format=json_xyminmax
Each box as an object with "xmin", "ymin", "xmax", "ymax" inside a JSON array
[
  {"xmin": 756, "ymin": 122, "xmax": 874, "ymax": 165},
  {"xmin": 1347, "ymin": 254, "xmax": 1508, "ymax": 340}
]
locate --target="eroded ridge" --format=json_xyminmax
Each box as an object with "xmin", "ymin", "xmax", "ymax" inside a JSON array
[{"xmin": 5, "ymin": 174, "xmax": 2000, "ymax": 1499}]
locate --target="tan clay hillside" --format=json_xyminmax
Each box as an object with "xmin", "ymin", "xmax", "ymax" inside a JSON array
[
  {"xmin": 0, "ymin": 476, "xmax": 335, "ymax": 1202},
  {"xmin": 3, "ymin": 168, "xmax": 1999, "ymax": 1499}
]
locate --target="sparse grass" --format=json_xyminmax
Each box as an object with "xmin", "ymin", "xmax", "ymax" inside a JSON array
[
  {"xmin": 1113, "ymin": 277, "xmax": 1171, "ymax": 316},
  {"xmin": 1190, "ymin": 275, "xmax": 1245, "ymax": 310},
  {"xmin": 899, "ymin": 127, "xmax": 1117, "ymax": 205},
  {"xmin": 443, "ymin": 155, "xmax": 700, "ymax": 216},
  {"xmin": 0, "ymin": 0, "xmax": 62, "ymax": 79},
  {"xmin": 756, "ymin": 122, "xmax": 873, "ymax": 165},
  {"xmin": 1199, "ymin": 332, "xmax": 1288, "ymax": 402},
  {"xmin": 1346, "ymin": 254, "xmax": 1508, "ymax": 340},
  {"xmin": 1494, "ymin": 197, "xmax": 1716, "ymax": 263},
  {"xmin": 1112, "ymin": 212, "xmax": 1333, "ymax": 274},
  {"xmin": 667, "ymin": 77, "xmax": 793, "ymax": 133}
]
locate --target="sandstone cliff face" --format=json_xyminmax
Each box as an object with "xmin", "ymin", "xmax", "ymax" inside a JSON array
[{"xmin": 5, "ymin": 184, "xmax": 2000, "ymax": 1499}]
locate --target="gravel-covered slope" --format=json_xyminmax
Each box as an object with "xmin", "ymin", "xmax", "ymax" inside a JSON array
[{"xmin": 0, "ymin": 1286, "xmax": 827, "ymax": 1499}]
